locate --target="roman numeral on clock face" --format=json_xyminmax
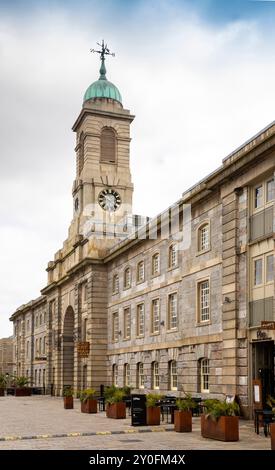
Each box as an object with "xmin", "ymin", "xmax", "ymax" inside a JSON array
[{"xmin": 98, "ymin": 188, "xmax": 121, "ymax": 212}]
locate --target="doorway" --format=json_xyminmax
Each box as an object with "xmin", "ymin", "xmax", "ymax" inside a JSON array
[
  {"xmin": 252, "ymin": 340, "xmax": 275, "ymax": 407},
  {"xmin": 63, "ymin": 306, "xmax": 75, "ymax": 390}
]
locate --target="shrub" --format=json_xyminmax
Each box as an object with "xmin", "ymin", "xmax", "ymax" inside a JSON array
[
  {"xmin": 106, "ymin": 389, "xmax": 125, "ymax": 405},
  {"xmin": 103, "ymin": 385, "xmax": 118, "ymax": 402},
  {"xmin": 63, "ymin": 387, "xmax": 74, "ymax": 398},
  {"xmin": 146, "ymin": 393, "xmax": 163, "ymax": 407},
  {"xmin": 176, "ymin": 394, "xmax": 196, "ymax": 412},
  {"xmin": 14, "ymin": 376, "xmax": 30, "ymax": 388},
  {"xmin": 204, "ymin": 399, "xmax": 239, "ymax": 421},
  {"xmin": 0, "ymin": 374, "xmax": 7, "ymax": 388},
  {"xmin": 79, "ymin": 388, "xmax": 96, "ymax": 403}
]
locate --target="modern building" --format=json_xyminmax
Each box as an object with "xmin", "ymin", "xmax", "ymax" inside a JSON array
[
  {"xmin": 0, "ymin": 337, "xmax": 13, "ymax": 376},
  {"xmin": 10, "ymin": 44, "xmax": 275, "ymax": 418}
]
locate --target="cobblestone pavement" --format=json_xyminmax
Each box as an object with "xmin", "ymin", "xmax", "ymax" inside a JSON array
[{"xmin": 0, "ymin": 396, "xmax": 271, "ymax": 450}]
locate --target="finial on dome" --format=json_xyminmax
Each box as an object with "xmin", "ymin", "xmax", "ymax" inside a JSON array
[{"xmin": 90, "ymin": 40, "xmax": 115, "ymax": 81}]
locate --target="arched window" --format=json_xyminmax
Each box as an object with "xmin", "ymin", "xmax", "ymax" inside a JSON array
[
  {"xmin": 100, "ymin": 127, "xmax": 116, "ymax": 163},
  {"xmin": 169, "ymin": 360, "xmax": 177, "ymax": 390},
  {"xmin": 39, "ymin": 314, "xmax": 43, "ymax": 326},
  {"xmin": 152, "ymin": 361, "xmax": 159, "ymax": 390},
  {"xmin": 168, "ymin": 244, "xmax": 177, "ymax": 268},
  {"xmin": 43, "ymin": 337, "xmax": 46, "ymax": 355},
  {"xmin": 137, "ymin": 260, "xmax": 145, "ymax": 283},
  {"xmin": 124, "ymin": 267, "xmax": 131, "ymax": 289},
  {"xmin": 152, "ymin": 253, "xmax": 160, "ymax": 276},
  {"xmin": 39, "ymin": 338, "xmax": 42, "ymax": 355},
  {"xmin": 200, "ymin": 358, "xmax": 210, "ymax": 393},
  {"xmin": 112, "ymin": 274, "xmax": 119, "ymax": 294},
  {"xmin": 198, "ymin": 223, "xmax": 210, "ymax": 252},
  {"xmin": 112, "ymin": 364, "xmax": 118, "ymax": 387},
  {"xmin": 137, "ymin": 362, "xmax": 144, "ymax": 389},
  {"xmin": 124, "ymin": 363, "xmax": 130, "ymax": 387}
]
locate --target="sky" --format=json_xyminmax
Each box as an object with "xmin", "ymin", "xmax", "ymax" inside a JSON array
[{"xmin": 1, "ymin": 0, "xmax": 275, "ymax": 337}]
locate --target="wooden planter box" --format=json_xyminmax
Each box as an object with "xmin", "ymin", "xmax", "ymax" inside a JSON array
[
  {"xmin": 81, "ymin": 399, "xmax": 97, "ymax": 414},
  {"xmin": 201, "ymin": 414, "xmax": 239, "ymax": 441},
  {"xmin": 146, "ymin": 406, "xmax": 161, "ymax": 426},
  {"xmin": 271, "ymin": 423, "xmax": 275, "ymax": 451},
  {"xmin": 64, "ymin": 396, "xmax": 74, "ymax": 409},
  {"xmin": 0, "ymin": 389, "xmax": 5, "ymax": 397},
  {"xmin": 106, "ymin": 402, "xmax": 126, "ymax": 419},
  {"xmin": 174, "ymin": 410, "xmax": 192, "ymax": 432},
  {"xmin": 15, "ymin": 388, "xmax": 32, "ymax": 397}
]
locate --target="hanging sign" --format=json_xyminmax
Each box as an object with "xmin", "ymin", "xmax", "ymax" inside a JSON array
[{"xmin": 77, "ymin": 342, "xmax": 90, "ymax": 357}]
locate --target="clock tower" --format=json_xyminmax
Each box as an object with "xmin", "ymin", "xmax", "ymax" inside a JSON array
[{"xmin": 69, "ymin": 41, "xmax": 134, "ymax": 251}]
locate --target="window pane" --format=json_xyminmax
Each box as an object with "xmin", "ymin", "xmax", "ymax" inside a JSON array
[
  {"xmin": 169, "ymin": 293, "xmax": 177, "ymax": 329},
  {"xmin": 200, "ymin": 281, "xmax": 210, "ymax": 322},
  {"xmin": 113, "ymin": 313, "xmax": 119, "ymax": 341},
  {"xmin": 138, "ymin": 261, "xmax": 145, "ymax": 282},
  {"xmin": 266, "ymin": 255, "xmax": 274, "ymax": 282},
  {"xmin": 199, "ymin": 225, "xmax": 209, "ymax": 251},
  {"xmin": 152, "ymin": 254, "xmax": 160, "ymax": 275},
  {"xmin": 153, "ymin": 362, "xmax": 159, "ymax": 389},
  {"xmin": 138, "ymin": 363, "xmax": 144, "ymax": 388},
  {"xmin": 152, "ymin": 299, "xmax": 160, "ymax": 333},
  {"xmin": 267, "ymin": 179, "xmax": 275, "ymax": 202},
  {"xmin": 169, "ymin": 245, "xmax": 177, "ymax": 267},
  {"xmin": 170, "ymin": 360, "xmax": 177, "ymax": 389},
  {"xmin": 254, "ymin": 259, "xmax": 263, "ymax": 285},
  {"xmin": 254, "ymin": 185, "xmax": 263, "ymax": 209},
  {"xmin": 124, "ymin": 308, "xmax": 131, "ymax": 339},
  {"xmin": 201, "ymin": 358, "xmax": 210, "ymax": 392},
  {"xmin": 137, "ymin": 304, "xmax": 145, "ymax": 336}
]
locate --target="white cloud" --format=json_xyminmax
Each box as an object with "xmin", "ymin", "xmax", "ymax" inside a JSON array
[{"xmin": 1, "ymin": 3, "xmax": 275, "ymax": 336}]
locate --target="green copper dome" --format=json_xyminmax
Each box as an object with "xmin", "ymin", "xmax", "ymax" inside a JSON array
[{"xmin": 83, "ymin": 57, "xmax": 122, "ymax": 104}]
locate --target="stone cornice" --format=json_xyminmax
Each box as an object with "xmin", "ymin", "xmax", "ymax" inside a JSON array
[
  {"xmin": 72, "ymin": 108, "xmax": 135, "ymax": 132},
  {"xmin": 107, "ymin": 333, "xmax": 222, "ymax": 355},
  {"xmin": 9, "ymin": 295, "xmax": 47, "ymax": 321}
]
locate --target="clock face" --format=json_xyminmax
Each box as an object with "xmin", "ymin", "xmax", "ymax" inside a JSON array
[{"xmin": 98, "ymin": 188, "xmax": 121, "ymax": 212}]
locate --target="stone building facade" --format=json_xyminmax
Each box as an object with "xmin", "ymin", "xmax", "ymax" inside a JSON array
[
  {"xmin": 0, "ymin": 337, "xmax": 13, "ymax": 376},
  {"xmin": 10, "ymin": 50, "xmax": 275, "ymax": 418}
]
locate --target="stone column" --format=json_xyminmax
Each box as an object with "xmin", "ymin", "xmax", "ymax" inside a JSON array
[{"xmin": 221, "ymin": 191, "xmax": 239, "ymax": 395}]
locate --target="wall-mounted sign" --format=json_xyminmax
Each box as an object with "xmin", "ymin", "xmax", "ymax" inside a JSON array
[
  {"xmin": 256, "ymin": 330, "xmax": 268, "ymax": 340},
  {"xmin": 261, "ymin": 321, "xmax": 275, "ymax": 330},
  {"xmin": 77, "ymin": 342, "xmax": 90, "ymax": 357},
  {"xmin": 252, "ymin": 379, "xmax": 262, "ymax": 408}
]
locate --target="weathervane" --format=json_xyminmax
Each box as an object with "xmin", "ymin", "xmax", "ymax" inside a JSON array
[
  {"xmin": 90, "ymin": 40, "xmax": 115, "ymax": 80},
  {"xmin": 91, "ymin": 40, "xmax": 115, "ymax": 61}
]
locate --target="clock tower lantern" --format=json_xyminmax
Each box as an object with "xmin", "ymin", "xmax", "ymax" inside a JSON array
[{"xmin": 69, "ymin": 41, "xmax": 134, "ymax": 250}]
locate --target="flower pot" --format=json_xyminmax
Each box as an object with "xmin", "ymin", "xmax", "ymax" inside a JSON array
[
  {"xmin": 201, "ymin": 414, "xmax": 239, "ymax": 441},
  {"xmin": 81, "ymin": 399, "xmax": 97, "ymax": 414},
  {"xmin": 106, "ymin": 402, "xmax": 126, "ymax": 419},
  {"xmin": 174, "ymin": 410, "xmax": 192, "ymax": 432},
  {"xmin": 0, "ymin": 388, "xmax": 5, "ymax": 397},
  {"xmin": 271, "ymin": 423, "xmax": 275, "ymax": 450},
  {"xmin": 15, "ymin": 387, "xmax": 32, "ymax": 397},
  {"xmin": 64, "ymin": 396, "xmax": 74, "ymax": 409},
  {"xmin": 146, "ymin": 406, "xmax": 161, "ymax": 425}
]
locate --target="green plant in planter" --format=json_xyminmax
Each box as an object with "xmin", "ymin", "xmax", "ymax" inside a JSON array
[
  {"xmin": 204, "ymin": 399, "xmax": 239, "ymax": 421},
  {"xmin": 103, "ymin": 385, "xmax": 118, "ymax": 402},
  {"xmin": 0, "ymin": 374, "xmax": 7, "ymax": 389},
  {"xmin": 146, "ymin": 393, "xmax": 163, "ymax": 407},
  {"xmin": 79, "ymin": 388, "xmax": 96, "ymax": 403},
  {"xmin": 63, "ymin": 387, "xmax": 74, "ymax": 398},
  {"xmin": 106, "ymin": 389, "xmax": 125, "ymax": 405},
  {"xmin": 176, "ymin": 394, "xmax": 196, "ymax": 412},
  {"xmin": 15, "ymin": 376, "xmax": 30, "ymax": 388}
]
